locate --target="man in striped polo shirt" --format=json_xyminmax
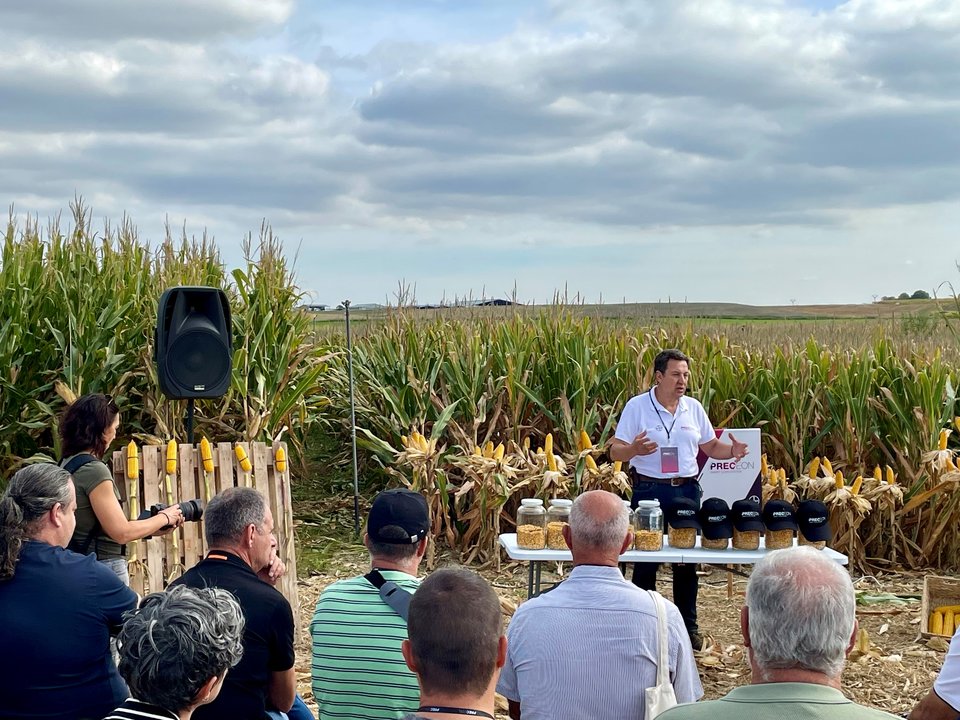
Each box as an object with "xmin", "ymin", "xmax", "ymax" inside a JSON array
[{"xmin": 311, "ymin": 489, "xmax": 430, "ymax": 720}]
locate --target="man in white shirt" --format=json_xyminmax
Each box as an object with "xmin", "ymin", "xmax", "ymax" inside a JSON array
[
  {"xmin": 610, "ymin": 348, "xmax": 748, "ymax": 650},
  {"xmin": 909, "ymin": 627, "xmax": 960, "ymax": 720},
  {"xmin": 496, "ymin": 490, "xmax": 702, "ymax": 720}
]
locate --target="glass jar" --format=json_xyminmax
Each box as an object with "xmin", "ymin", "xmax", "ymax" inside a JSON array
[
  {"xmin": 546, "ymin": 498, "xmax": 572, "ymax": 549},
  {"xmin": 517, "ymin": 499, "xmax": 546, "ymax": 549},
  {"xmin": 634, "ymin": 500, "xmax": 663, "ymax": 551}
]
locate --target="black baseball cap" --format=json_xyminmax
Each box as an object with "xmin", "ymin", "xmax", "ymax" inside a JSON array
[
  {"xmin": 796, "ymin": 500, "xmax": 832, "ymax": 542},
  {"xmin": 731, "ymin": 499, "xmax": 764, "ymax": 532},
  {"xmin": 666, "ymin": 497, "xmax": 701, "ymax": 530},
  {"xmin": 699, "ymin": 497, "xmax": 732, "ymax": 539},
  {"xmin": 367, "ymin": 489, "xmax": 430, "ymax": 544},
  {"xmin": 762, "ymin": 499, "xmax": 797, "ymax": 531}
]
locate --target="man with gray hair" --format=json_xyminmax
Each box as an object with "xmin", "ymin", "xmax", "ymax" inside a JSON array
[
  {"xmin": 497, "ymin": 489, "xmax": 701, "ymax": 720},
  {"xmin": 657, "ymin": 546, "xmax": 898, "ymax": 720},
  {"xmin": 171, "ymin": 487, "xmax": 300, "ymax": 720},
  {"xmin": 106, "ymin": 585, "xmax": 245, "ymax": 720}
]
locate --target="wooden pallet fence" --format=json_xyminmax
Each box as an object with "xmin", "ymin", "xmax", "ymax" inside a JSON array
[{"xmin": 110, "ymin": 441, "xmax": 298, "ymax": 610}]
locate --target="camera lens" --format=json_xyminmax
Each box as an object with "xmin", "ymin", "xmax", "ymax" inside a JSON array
[{"xmin": 182, "ymin": 499, "xmax": 204, "ymax": 522}]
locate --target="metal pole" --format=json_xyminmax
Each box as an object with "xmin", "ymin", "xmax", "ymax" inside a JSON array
[{"xmin": 344, "ymin": 300, "xmax": 361, "ymax": 535}]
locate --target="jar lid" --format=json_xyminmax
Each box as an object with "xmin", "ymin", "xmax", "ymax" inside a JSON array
[
  {"xmin": 520, "ymin": 498, "xmax": 544, "ymax": 507},
  {"xmin": 549, "ymin": 499, "xmax": 573, "ymax": 507},
  {"xmin": 637, "ymin": 500, "xmax": 661, "ymax": 508}
]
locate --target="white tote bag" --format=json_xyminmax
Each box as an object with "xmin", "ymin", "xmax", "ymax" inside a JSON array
[{"xmin": 645, "ymin": 590, "xmax": 678, "ymax": 719}]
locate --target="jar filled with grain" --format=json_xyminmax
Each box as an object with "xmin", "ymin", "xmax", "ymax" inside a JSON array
[
  {"xmin": 517, "ymin": 499, "xmax": 546, "ymax": 549},
  {"xmin": 546, "ymin": 498, "xmax": 573, "ymax": 550},
  {"xmin": 731, "ymin": 498, "xmax": 763, "ymax": 550},
  {"xmin": 761, "ymin": 499, "xmax": 797, "ymax": 551},
  {"xmin": 634, "ymin": 500, "xmax": 663, "ymax": 551},
  {"xmin": 666, "ymin": 497, "xmax": 701, "ymax": 549}
]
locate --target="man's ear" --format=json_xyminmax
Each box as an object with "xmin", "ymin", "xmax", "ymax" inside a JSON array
[
  {"xmin": 193, "ymin": 674, "xmax": 222, "ymax": 706},
  {"xmin": 401, "ymin": 639, "xmax": 418, "ymax": 673},
  {"xmin": 619, "ymin": 530, "xmax": 634, "ymax": 555},
  {"xmin": 496, "ymin": 635, "xmax": 508, "ymax": 669},
  {"xmin": 362, "ymin": 533, "xmax": 371, "ymax": 551},
  {"xmin": 845, "ymin": 618, "xmax": 859, "ymax": 657},
  {"xmin": 416, "ymin": 536, "xmax": 428, "ymax": 557},
  {"xmin": 562, "ymin": 523, "xmax": 573, "ymax": 551},
  {"xmin": 48, "ymin": 502, "xmax": 65, "ymax": 529}
]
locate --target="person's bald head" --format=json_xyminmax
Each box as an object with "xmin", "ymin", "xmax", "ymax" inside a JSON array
[{"xmin": 569, "ymin": 490, "xmax": 630, "ymax": 552}]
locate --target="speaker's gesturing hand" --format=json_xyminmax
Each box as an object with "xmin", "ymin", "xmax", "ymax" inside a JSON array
[{"xmin": 631, "ymin": 431, "xmax": 658, "ymax": 457}]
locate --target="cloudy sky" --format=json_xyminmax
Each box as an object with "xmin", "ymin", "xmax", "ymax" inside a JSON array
[{"xmin": 2, "ymin": 0, "xmax": 958, "ymax": 306}]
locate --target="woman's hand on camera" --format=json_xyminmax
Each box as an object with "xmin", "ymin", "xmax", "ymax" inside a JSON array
[{"xmin": 158, "ymin": 504, "xmax": 185, "ymax": 531}]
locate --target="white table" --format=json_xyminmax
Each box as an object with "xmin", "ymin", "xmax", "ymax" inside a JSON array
[{"xmin": 499, "ymin": 533, "xmax": 848, "ymax": 597}]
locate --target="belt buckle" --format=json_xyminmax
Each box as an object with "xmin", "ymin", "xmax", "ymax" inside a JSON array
[{"xmin": 669, "ymin": 477, "xmax": 683, "ymax": 487}]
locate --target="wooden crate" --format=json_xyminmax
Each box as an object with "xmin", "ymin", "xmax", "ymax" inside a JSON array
[
  {"xmin": 110, "ymin": 441, "xmax": 298, "ymax": 615},
  {"xmin": 920, "ymin": 574, "xmax": 960, "ymax": 638}
]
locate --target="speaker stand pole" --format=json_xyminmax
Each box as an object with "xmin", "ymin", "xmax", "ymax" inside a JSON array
[
  {"xmin": 186, "ymin": 398, "xmax": 195, "ymax": 445},
  {"xmin": 344, "ymin": 300, "xmax": 361, "ymax": 536}
]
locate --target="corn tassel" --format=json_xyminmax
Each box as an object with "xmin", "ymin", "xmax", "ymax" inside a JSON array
[
  {"xmin": 850, "ymin": 475, "xmax": 863, "ymax": 495},
  {"xmin": 126, "ymin": 441, "xmax": 139, "ymax": 480},
  {"xmin": 165, "ymin": 440, "xmax": 178, "ymax": 475},
  {"xmin": 940, "ymin": 429, "xmax": 950, "ymax": 451},
  {"xmin": 807, "ymin": 457, "xmax": 820, "ymax": 478},
  {"xmin": 275, "ymin": 446, "xmax": 287, "ymax": 474}
]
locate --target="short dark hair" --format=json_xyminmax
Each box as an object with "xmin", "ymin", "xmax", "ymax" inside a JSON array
[
  {"xmin": 407, "ymin": 567, "xmax": 502, "ymax": 697},
  {"xmin": 368, "ymin": 525, "xmax": 421, "ymax": 561},
  {"xmin": 59, "ymin": 393, "xmax": 120, "ymax": 458},
  {"xmin": 118, "ymin": 585, "xmax": 245, "ymax": 712},
  {"xmin": 204, "ymin": 487, "xmax": 266, "ymax": 547},
  {"xmin": 653, "ymin": 349, "xmax": 690, "ymax": 376}
]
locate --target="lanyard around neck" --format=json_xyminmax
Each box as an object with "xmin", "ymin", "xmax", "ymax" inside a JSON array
[
  {"xmin": 650, "ymin": 390, "xmax": 679, "ymax": 442},
  {"xmin": 417, "ymin": 707, "xmax": 495, "ymax": 719}
]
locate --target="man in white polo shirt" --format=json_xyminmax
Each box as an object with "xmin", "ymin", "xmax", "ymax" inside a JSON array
[
  {"xmin": 909, "ymin": 624, "xmax": 960, "ymax": 720},
  {"xmin": 610, "ymin": 348, "xmax": 748, "ymax": 650},
  {"xmin": 496, "ymin": 490, "xmax": 702, "ymax": 720}
]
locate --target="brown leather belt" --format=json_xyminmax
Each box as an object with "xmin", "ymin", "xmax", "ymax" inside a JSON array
[{"xmin": 631, "ymin": 471, "xmax": 697, "ymax": 487}]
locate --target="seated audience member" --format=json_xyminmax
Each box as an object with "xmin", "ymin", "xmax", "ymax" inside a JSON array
[
  {"xmin": 311, "ymin": 488, "xmax": 430, "ymax": 719},
  {"xmin": 0, "ymin": 463, "xmax": 137, "ymax": 720},
  {"xmin": 106, "ymin": 585, "xmax": 245, "ymax": 720},
  {"xmin": 171, "ymin": 487, "xmax": 309, "ymax": 720},
  {"xmin": 497, "ymin": 489, "xmax": 702, "ymax": 720},
  {"xmin": 400, "ymin": 567, "xmax": 507, "ymax": 720},
  {"xmin": 658, "ymin": 546, "xmax": 898, "ymax": 720},
  {"xmin": 909, "ymin": 624, "xmax": 960, "ymax": 720}
]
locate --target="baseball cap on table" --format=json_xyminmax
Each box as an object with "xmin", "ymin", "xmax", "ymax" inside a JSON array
[
  {"xmin": 367, "ymin": 488, "xmax": 430, "ymax": 544},
  {"xmin": 666, "ymin": 497, "xmax": 701, "ymax": 530},
  {"xmin": 699, "ymin": 497, "xmax": 732, "ymax": 539},
  {"xmin": 731, "ymin": 499, "xmax": 764, "ymax": 532},
  {"xmin": 796, "ymin": 500, "xmax": 832, "ymax": 542},
  {"xmin": 761, "ymin": 499, "xmax": 797, "ymax": 531}
]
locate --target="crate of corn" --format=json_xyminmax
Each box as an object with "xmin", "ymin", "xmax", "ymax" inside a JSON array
[{"xmin": 921, "ymin": 575, "xmax": 960, "ymax": 639}]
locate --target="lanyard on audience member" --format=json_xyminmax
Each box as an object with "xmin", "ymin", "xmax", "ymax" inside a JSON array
[
  {"xmin": 417, "ymin": 707, "xmax": 494, "ymax": 719},
  {"xmin": 649, "ymin": 390, "xmax": 679, "ymax": 441}
]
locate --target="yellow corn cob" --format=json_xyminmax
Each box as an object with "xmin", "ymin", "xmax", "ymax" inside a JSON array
[
  {"xmin": 522, "ymin": 436, "xmax": 530, "ymax": 451},
  {"xmin": 585, "ymin": 455, "xmax": 598, "ymax": 471},
  {"xmin": 200, "ymin": 437, "xmax": 214, "ymax": 473},
  {"xmin": 544, "ymin": 433, "xmax": 554, "ymax": 457},
  {"xmin": 275, "ymin": 446, "xmax": 287, "ymax": 473},
  {"xmin": 834, "ymin": 470, "xmax": 844, "ymax": 490},
  {"xmin": 768, "ymin": 471, "xmax": 778, "ymax": 486},
  {"xmin": 579, "ymin": 430, "xmax": 593, "ymax": 451},
  {"xmin": 945, "ymin": 610, "xmax": 956, "ymax": 637},
  {"xmin": 947, "ymin": 456, "xmax": 958, "ymax": 472},
  {"xmin": 931, "ymin": 611, "xmax": 944, "ymax": 635},
  {"xmin": 807, "ymin": 457, "xmax": 820, "ymax": 478},
  {"xmin": 126, "ymin": 441, "xmax": 139, "ymax": 480},
  {"xmin": 822, "ymin": 457, "xmax": 834, "ymax": 476},
  {"xmin": 934, "ymin": 604, "xmax": 960, "ymax": 614},
  {"xmin": 235, "ymin": 444, "xmax": 252, "ymax": 473},
  {"xmin": 761, "ymin": 454, "xmax": 768, "ymax": 478},
  {"xmin": 401, "ymin": 434, "xmax": 409, "ymax": 448},
  {"xmin": 546, "ymin": 450, "xmax": 558, "ymax": 472},
  {"xmin": 165, "ymin": 440, "xmax": 178, "ymax": 475},
  {"xmin": 955, "ymin": 415, "xmax": 960, "ymax": 434},
  {"xmin": 778, "ymin": 468, "xmax": 786, "ymax": 483},
  {"xmin": 483, "ymin": 441, "xmax": 495, "ymax": 458},
  {"xmin": 419, "ymin": 433, "xmax": 430, "ymax": 452},
  {"xmin": 940, "ymin": 429, "xmax": 950, "ymax": 451},
  {"xmin": 851, "ymin": 475, "xmax": 863, "ymax": 495},
  {"xmin": 536, "ymin": 446, "xmax": 544, "ymax": 455},
  {"xmin": 613, "ymin": 460, "xmax": 622, "ymax": 473},
  {"xmin": 493, "ymin": 443, "xmax": 505, "ymax": 461},
  {"xmin": 873, "ymin": 465, "xmax": 882, "ymax": 482},
  {"xmin": 472, "ymin": 446, "xmax": 482, "ymax": 456},
  {"xmin": 885, "ymin": 465, "xmax": 896, "ymax": 484}
]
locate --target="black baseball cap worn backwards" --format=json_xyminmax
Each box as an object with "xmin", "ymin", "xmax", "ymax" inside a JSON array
[
  {"xmin": 796, "ymin": 499, "xmax": 832, "ymax": 542},
  {"xmin": 731, "ymin": 499, "xmax": 764, "ymax": 532},
  {"xmin": 367, "ymin": 488, "xmax": 430, "ymax": 544},
  {"xmin": 762, "ymin": 499, "xmax": 797, "ymax": 531},
  {"xmin": 699, "ymin": 497, "xmax": 732, "ymax": 540},
  {"xmin": 667, "ymin": 497, "xmax": 701, "ymax": 530}
]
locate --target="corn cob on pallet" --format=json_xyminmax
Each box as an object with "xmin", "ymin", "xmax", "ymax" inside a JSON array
[
  {"xmin": 920, "ymin": 575, "xmax": 960, "ymax": 639},
  {"xmin": 110, "ymin": 441, "xmax": 297, "ymax": 616}
]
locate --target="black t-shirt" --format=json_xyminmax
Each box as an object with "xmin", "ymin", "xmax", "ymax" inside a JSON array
[{"xmin": 171, "ymin": 551, "xmax": 295, "ymax": 720}]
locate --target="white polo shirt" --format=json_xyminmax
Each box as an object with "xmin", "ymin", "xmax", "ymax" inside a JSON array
[
  {"xmin": 935, "ymin": 627, "xmax": 960, "ymax": 712},
  {"xmin": 614, "ymin": 389, "xmax": 715, "ymax": 478}
]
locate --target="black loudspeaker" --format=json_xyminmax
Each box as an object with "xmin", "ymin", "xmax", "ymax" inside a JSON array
[{"xmin": 155, "ymin": 286, "xmax": 232, "ymax": 399}]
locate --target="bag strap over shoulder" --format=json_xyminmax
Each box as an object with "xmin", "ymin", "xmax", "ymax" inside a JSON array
[
  {"xmin": 649, "ymin": 590, "xmax": 670, "ymax": 688},
  {"xmin": 365, "ymin": 569, "xmax": 413, "ymax": 622},
  {"xmin": 60, "ymin": 454, "xmax": 103, "ymax": 556}
]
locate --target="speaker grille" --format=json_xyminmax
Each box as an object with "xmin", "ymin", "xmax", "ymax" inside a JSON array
[{"xmin": 167, "ymin": 330, "xmax": 230, "ymax": 391}]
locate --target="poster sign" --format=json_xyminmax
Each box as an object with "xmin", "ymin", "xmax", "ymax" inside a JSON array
[{"xmin": 696, "ymin": 428, "xmax": 762, "ymax": 505}]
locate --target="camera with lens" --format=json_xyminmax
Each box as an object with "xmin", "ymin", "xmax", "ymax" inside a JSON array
[{"xmin": 138, "ymin": 498, "xmax": 204, "ymax": 528}]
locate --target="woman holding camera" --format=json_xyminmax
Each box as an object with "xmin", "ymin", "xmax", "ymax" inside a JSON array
[{"xmin": 59, "ymin": 393, "xmax": 183, "ymax": 583}]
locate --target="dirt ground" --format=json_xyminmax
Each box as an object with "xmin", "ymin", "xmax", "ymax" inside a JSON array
[{"xmin": 290, "ymin": 544, "xmax": 954, "ymax": 718}]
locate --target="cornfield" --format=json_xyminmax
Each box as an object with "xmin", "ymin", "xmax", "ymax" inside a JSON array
[{"xmin": 323, "ymin": 310, "xmax": 960, "ymax": 570}]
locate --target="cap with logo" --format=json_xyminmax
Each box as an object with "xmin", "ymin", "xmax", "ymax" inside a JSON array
[
  {"xmin": 796, "ymin": 499, "xmax": 832, "ymax": 542},
  {"xmin": 730, "ymin": 498, "xmax": 764, "ymax": 532},
  {"xmin": 761, "ymin": 499, "xmax": 798, "ymax": 531},
  {"xmin": 367, "ymin": 488, "xmax": 431, "ymax": 544},
  {"xmin": 698, "ymin": 497, "xmax": 732, "ymax": 539},
  {"xmin": 666, "ymin": 497, "xmax": 701, "ymax": 530}
]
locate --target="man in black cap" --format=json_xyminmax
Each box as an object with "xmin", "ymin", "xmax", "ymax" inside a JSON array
[{"xmin": 310, "ymin": 488, "xmax": 431, "ymax": 720}]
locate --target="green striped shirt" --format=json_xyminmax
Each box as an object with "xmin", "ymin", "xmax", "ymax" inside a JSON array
[{"xmin": 311, "ymin": 571, "xmax": 421, "ymax": 720}]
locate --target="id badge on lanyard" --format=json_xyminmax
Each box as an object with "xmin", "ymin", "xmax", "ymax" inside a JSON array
[{"xmin": 660, "ymin": 446, "xmax": 680, "ymax": 475}]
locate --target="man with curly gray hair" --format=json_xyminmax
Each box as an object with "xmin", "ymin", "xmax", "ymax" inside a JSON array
[{"xmin": 105, "ymin": 585, "xmax": 245, "ymax": 720}]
